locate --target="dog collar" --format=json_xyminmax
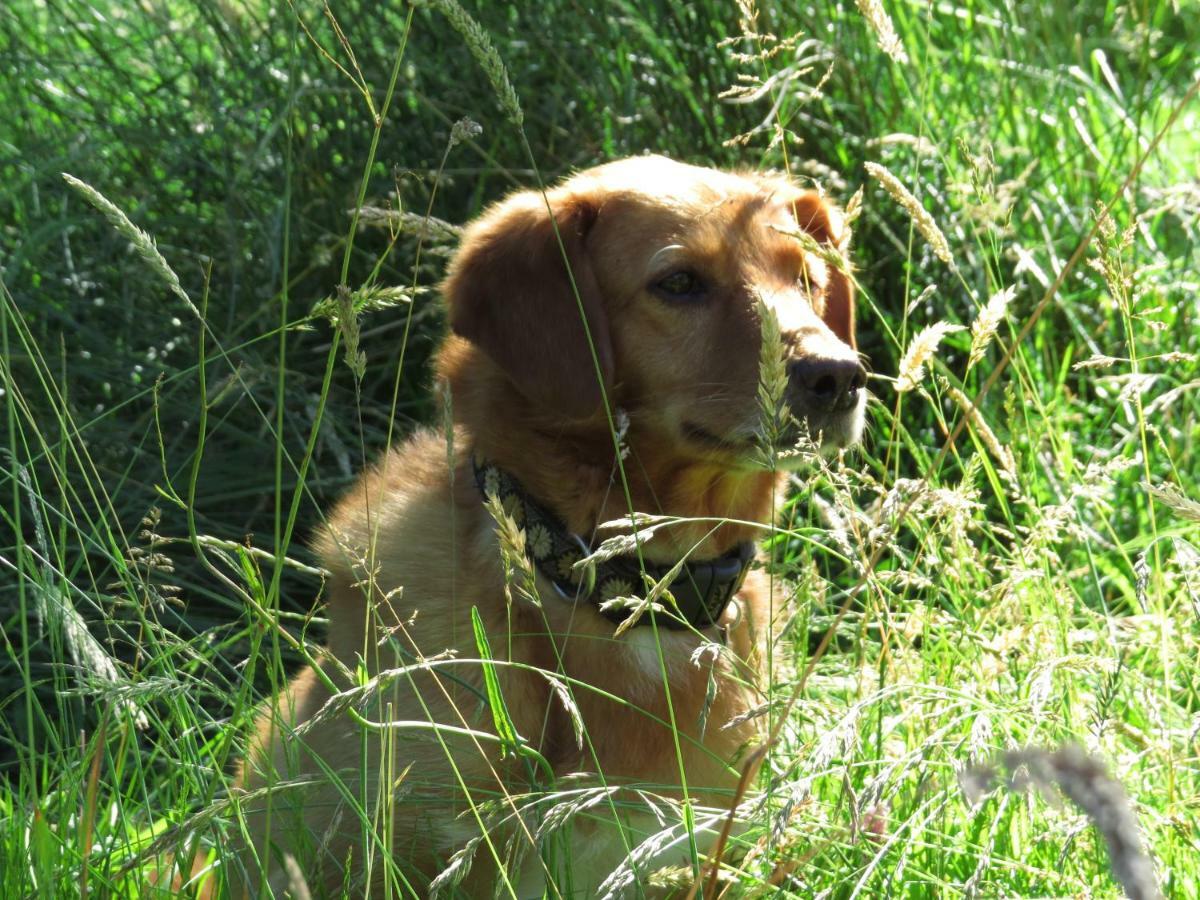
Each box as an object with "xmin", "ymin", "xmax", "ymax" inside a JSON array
[{"xmin": 473, "ymin": 456, "xmax": 753, "ymax": 630}]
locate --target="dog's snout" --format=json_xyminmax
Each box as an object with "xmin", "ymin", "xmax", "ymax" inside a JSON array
[{"xmin": 788, "ymin": 357, "xmax": 866, "ymax": 413}]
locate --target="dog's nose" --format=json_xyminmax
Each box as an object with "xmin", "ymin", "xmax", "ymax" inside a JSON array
[{"xmin": 788, "ymin": 357, "xmax": 867, "ymax": 414}]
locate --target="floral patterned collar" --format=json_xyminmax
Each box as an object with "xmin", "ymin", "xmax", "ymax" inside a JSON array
[{"xmin": 473, "ymin": 455, "xmax": 754, "ymax": 631}]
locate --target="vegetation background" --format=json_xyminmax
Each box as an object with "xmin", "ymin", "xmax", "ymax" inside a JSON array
[{"xmin": 1, "ymin": 0, "xmax": 1198, "ymax": 896}]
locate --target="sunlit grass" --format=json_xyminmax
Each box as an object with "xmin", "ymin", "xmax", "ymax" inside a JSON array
[{"xmin": 1, "ymin": 0, "xmax": 1198, "ymax": 896}]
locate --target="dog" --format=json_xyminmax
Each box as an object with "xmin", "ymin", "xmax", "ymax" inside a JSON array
[{"xmin": 234, "ymin": 155, "xmax": 865, "ymax": 897}]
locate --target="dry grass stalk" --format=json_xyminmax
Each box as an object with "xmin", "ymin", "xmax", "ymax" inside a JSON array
[
  {"xmin": 964, "ymin": 745, "xmax": 1161, "ymax": 900},
  {"xmin": 718, "ymin": 0, "xmax": 833, "ymax": 148},
  {"xmin": 1074, "ymin": 353, "xmax": 1125, "ymax": 370},
  {"xmin": 944, "ymin": 383, "xmax": 1017, "ymax": 480},
  {"xmin": 352, "ymin": 206, "xmax": 464, "ymax": 242},
  {"xmin": 280, "ymin": 854, "xmax": 314, "ymax": 900},
  {"xmin": 18, "ymin": 464, "xmax": 150, "ymax": 729}
]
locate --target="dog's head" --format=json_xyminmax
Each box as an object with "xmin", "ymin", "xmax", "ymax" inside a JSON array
[{"xmin": 442, "ymin": 155, "xmax": 865, "ymax": 465}]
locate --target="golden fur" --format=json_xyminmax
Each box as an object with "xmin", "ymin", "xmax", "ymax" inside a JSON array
[{"xmin": 234, "ymin": 155, "xmax": 864, "ymax": 897}]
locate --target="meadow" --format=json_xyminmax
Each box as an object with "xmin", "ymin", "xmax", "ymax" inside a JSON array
[{"xmin": 1, "ymin": 0, "xmax": 1199, "ymax": 896}]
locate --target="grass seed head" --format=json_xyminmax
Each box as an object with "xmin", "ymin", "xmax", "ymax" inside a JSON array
[
  {"xmin": 896, "ymin": 321, "xmax": 965, "ymax": 392},
  {"xmin": 865, "ymin": 162, "xmax": 956, "ymax": 270},
  {"xmin": 449, "ymin": 116, "xmax": 483, "ymax": 147},
  {"xmin": 482, "ymin": 492, "xmax": 541, "ymax": 609},
  {"xmin": 1146, "ymin": 482, "xmax": 1200, "ymax": 523},
  {"xmin": 333, "ymin": 284, "xmax": 366, "ymax": 379},
  {"xmin": 968, "ymin": 285, "xmax": 1015, "ymax": 367},
  {"xmin": 416, "ymin": 0, "xmax": 523, "ymax": 127},
  {"xmin": 62, "ymin": 172, "xmax": 196, "ymax": 314},
  {"xmin": 755, "ymin": 296, "xmax": 791, "ymax": 466},
  {"xmin": 1074, "ymin": 353, "xmax": 1125, "ymax": 370},
  {"xmin": 353, "ymin": 205, "xmax": 463, "ymax": 243},
  {"xmin": 854, "ymin": 0, "xmax": 909, "ymax": 64}
]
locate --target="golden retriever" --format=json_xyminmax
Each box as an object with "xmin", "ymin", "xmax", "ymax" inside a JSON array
[{"xmin": 234, "ymin": 155, "xmax": 865, "ymax": 897}]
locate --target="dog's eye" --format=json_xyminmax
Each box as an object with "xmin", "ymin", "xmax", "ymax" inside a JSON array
[{"xmin": 654, "ymin": 270, "xmax": 705, "ymax": 300}]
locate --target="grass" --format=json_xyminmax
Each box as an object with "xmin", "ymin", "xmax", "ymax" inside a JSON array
[{"xmin": 1, "ymin": 0, "xmax": 1199, "ymax": 896}]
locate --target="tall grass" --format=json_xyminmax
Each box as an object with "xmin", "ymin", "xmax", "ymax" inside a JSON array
[{"xmin": 2, "ymin": 0, "xmax": 1199, "ymax": 896}]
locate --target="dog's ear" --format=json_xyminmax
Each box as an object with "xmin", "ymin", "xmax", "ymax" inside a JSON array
[
  {"xmin": 789, "ymin": 191, "xmax": 857, "ymax": 351},
  {"xmin": 442, "ymin": 188, "xmax": 613, "ymax": 420}
]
